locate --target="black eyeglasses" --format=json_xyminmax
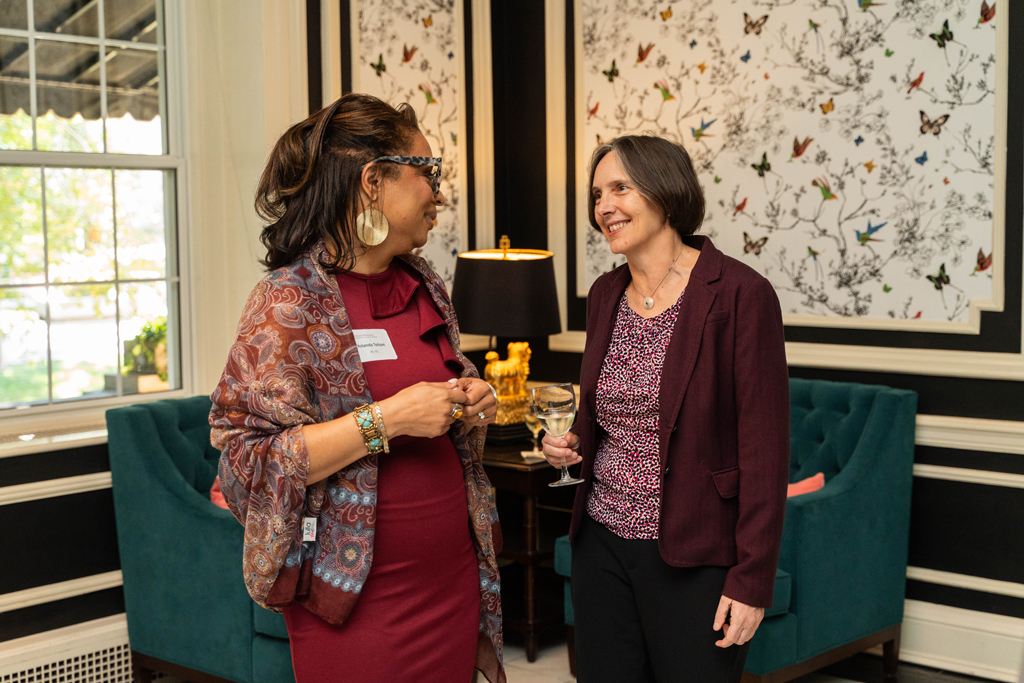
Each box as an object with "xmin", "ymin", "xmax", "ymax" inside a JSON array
[{"xmin": 369, "ymin": 155, "xmax": 442, "ymax": 193}]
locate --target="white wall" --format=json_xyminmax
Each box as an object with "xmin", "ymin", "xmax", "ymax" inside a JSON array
[{"xmin": 183, "ymin": 0, "xmax": 309, "ymax": 393}]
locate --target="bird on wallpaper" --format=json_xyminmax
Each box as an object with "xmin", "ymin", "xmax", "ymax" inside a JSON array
[
  {"xmin": 588, "ymin": 102, "xmax": 599, "ymax": 119},
  {"xmin": 744, "ymin": 13, "xmax": 769, "ymax": 35},
  {"xmin": 419, "ymin": 83, "xmax": 436, "ymax": 104},
  {"xmin": 978, "ymin": 1, "xmax": 995, "ymax": 26},
  {"xmin": 371, "ymin": 54, "xmax": 386, "ymax": 76},
  {"xmin": 661, "ymin": 7, "xmax": 672, "ymax": 21},
  {"xmin": 791, "ymin": 136, "xmax": 813, "ymax": 159},
  {"xmin": 809, "ymin": 19, "xmax": 826, "ymax": 52},
  {"xmin": 734, "ymin": 197, "xmax": 748, "ymax": 215},
  {"xmin": 857, "ymin": 0, "xmax": 885, "ymax": 10},
  {"xmin": 908, "ymin": 72, "xmax": 924, "ymax": 94},
  {"xmin": 654, "ymin": 80, "xmax": 675, "ymax": 101},
  {"xmin": 920, "ymin": 111, "xmax": 949, "ymax": 135},
  {"xmin": 812, "ymin": 176, "xmax": 837, "ymax": 200},
  {"xmin": 972, "ymin": 249, "xmax": 993, "ymax": 275},
  {"xmin": 864, "ymin": 159, "xmax": 877, "ymax": 173},
  {"xmin": 402, "ymin": 45, "xmax": 418, "ymax": 64},
  {"xmin": 691, "ymin": 117, "xmax": 716, "ymax": 141},
  {"xmin": 855, "ymin": 220, "xmax": 886, "ymax": 245},
  {"xmin": 637, "ymin": 43, "xmax": 655, "ymax": 64},
  {"xmin": 603, "ymin": 60, "xmax": 619, "ymax": 82},
  {"xmin": 743, "ymin": 232, "xmax": 768, "ymax": 256},
  {"xmin": 808, "ymin": 246, "xmax": 824, "ymax": 279}
]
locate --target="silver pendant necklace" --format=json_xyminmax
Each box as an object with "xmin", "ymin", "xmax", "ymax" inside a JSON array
[{"xmin": 633, "ymin": 246, "xmax": 684, "ymax": 310}]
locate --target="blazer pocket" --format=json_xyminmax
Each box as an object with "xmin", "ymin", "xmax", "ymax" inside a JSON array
[
  {"xmin": 706, "ymin": 310, "xmax": 731, "ymax": 324},
  {"xmin": 711, "ymin": 466, "xmax": 740, "ymax": 498}
]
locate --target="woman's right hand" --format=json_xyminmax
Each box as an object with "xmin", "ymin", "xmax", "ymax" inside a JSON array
[
  {"xmin": 380, "ymin": 382, "xmax": 469, "ymax": 439},
  {"xmin": 542, "ymin": 432, "xmax": 582, "ymax": 469}
]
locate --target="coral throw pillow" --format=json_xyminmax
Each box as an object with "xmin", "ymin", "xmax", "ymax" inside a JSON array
[
  {"xmin": 210, "ymin": 475, "xmax": 230, "ymax": 509},
  {"xmin": 787, "ymin": 472, "xmax": 825, "ymax": 497}
]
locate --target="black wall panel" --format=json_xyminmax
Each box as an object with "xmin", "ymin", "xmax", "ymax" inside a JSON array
[
  {"xmin": 0, "ymin": 490, "xmax": 121, "ymax": 594},
  {"xmin": 0, "ymin": 443, "xmax": 109, "ymax": 487},
  {"xmin": 905, "ymin": 581, "xmax": 1024, "ymax": 620},
  {"xmin": 0, "ymin": 588, "xmax": 125, "ymax": 643}
]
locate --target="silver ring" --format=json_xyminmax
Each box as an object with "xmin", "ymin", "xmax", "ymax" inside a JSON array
[
  {"xmin": 450, "ymin": 404, "xmax": 464, "ymax": 419},
  {"xmin": 477, "ymin": 411, "xmax": 486, "ymax": 421}
]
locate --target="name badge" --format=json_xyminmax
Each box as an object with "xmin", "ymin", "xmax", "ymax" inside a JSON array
[{"xmin": 352, "ymin": 329, "xmax": 398, "ymax": 362}]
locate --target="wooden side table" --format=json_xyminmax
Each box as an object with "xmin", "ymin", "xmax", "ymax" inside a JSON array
[{"xmin": 482, "ymin": 444, "xmax": 573, "ymax": 662}]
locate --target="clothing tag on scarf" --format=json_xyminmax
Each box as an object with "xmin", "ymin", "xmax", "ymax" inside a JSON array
[
  {"xmin": 302, "ymin": 517, "xmax": 317, "ymax": 542},
  {"xmin": 352, "ymin": 329, "xmax": 398, "ymax": 362}
]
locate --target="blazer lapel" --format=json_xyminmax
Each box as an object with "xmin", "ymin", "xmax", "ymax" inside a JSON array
[
  {"xmin": 581, "ymin": 266, "xmax": 630, "ymax": 408},
  {"xmin": 657, "ymin": 236, "xmax": 722, "ymax": 463}
]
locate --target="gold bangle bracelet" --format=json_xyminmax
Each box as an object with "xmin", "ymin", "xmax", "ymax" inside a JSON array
[
  {"xmin": 372, "ymin": 403, "xmax": 390, "ymax": 454},
  {"xmin": 353, "ymin": 403, "xmax": 385, "ymax": 455}
]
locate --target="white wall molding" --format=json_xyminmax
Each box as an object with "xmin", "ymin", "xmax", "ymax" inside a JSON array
[
  {"xmin": 0, "ymin": 473, "xmax": 113, "ymax": 507},
  {"xmin": 916, "ymin": 414, "xmax": 1024, "ymax": 456},
  {"xmin": 320, "ymin": 0, "xmax": 343, "ymax": 106},
  {"xmin": 545, "ymin": 0, "xmax": 568, "ymax": 332},
  {"xmin": 914, "ymin": 464, "xmax": 1024, "ymax": 490},
  {"xmin": 471, "ymin": 0, "xmax": 495, "ymax": 251},
  {"xmin": 908, "ymin": 567, "xmax": 1024, "ymax": 601},
  {"xmin": 0, "ymin": 571, "xmax": 123, "ymax": 615},
  {"xmin": 895, "ymin": 600, "xmax": 1024, "ymax": 683}
]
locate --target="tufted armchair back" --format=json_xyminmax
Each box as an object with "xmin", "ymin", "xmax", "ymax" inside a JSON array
[{"xmin": 788, "ymin": 378, "xmax": 885, "ymax": 483}]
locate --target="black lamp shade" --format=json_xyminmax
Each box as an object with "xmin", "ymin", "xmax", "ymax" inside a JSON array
[{"xmin": 451, "ymin": 250, "xmax": 563, "ymax": 338}]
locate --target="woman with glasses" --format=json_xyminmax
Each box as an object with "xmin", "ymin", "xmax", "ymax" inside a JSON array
[{"xmin": 209, "ymin": 93, "xmax": 504, "ymax": 683}]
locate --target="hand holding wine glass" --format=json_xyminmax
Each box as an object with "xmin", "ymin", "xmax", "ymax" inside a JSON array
[{"xmin": 532, "ymin": 383, "xmax": 584, "ymax": 487}]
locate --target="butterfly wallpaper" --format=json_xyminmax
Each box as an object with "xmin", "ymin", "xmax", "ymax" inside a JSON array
[
  {"xmin": 577, "ymin": 0, "xmax": 999, "ymax": 326},
  {"xmin": 357, "ymin": 0, "xmax": 464, "ymax": 289}
]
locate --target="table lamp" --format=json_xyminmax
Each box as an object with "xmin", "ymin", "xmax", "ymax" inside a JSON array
[{"xmin": 451, "ymin": 235, "xmax": 563, "ymax": 443}]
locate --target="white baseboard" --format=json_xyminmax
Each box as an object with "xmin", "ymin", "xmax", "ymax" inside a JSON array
[
  {"xmin": 0, "ymin": 615, "xmax": 132, "ymax": 682},
  {"xmin": 893, "ymin": 600, "xmax": 1024, "ymax": 682}
]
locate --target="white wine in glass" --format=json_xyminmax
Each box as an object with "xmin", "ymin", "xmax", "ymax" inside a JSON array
[{"xmin": 531, "ymin": 383, "xmax": 584, "ymax": 487}]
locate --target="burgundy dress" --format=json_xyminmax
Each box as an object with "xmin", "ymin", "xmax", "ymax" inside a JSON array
[{"xmin": 283, "ymin": 261, "xmax": 480, "ymax": 682}]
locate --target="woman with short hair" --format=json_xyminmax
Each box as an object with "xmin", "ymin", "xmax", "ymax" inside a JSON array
[
  {"xmin": 211, "ymin": 93, "xmax": 504, "ymax": 683},
  {"xmin": 543, "ymin": 135, "xmax": 789, "ymax": 682}
]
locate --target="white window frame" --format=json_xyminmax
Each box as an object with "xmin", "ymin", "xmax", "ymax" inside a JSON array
[{"xmin": 0, "ymin": 0, "xmax": 193, "ymax": 436}]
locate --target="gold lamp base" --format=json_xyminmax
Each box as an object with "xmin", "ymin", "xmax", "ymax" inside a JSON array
[{"xmin": 484, "ymin": 341, "xmax": 532, "ymax": 426}]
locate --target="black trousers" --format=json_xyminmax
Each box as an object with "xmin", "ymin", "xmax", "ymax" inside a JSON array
[{"xmin": 572, "ymin": 515, "xmax": 751, "ymax": 683}]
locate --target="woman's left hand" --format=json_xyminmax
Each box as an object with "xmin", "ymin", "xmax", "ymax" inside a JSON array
[
  {"xmin": 713, "ymin": 595, "xmax": 764, "ymax": 648},
  {"xmin": 452, "ymin": 377, "xmax": 497, "ymax": 428}
]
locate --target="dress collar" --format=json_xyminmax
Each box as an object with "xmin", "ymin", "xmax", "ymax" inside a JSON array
[{"xmin": 338, "ymin": 261, "xmax": 420, "ymax": 319}]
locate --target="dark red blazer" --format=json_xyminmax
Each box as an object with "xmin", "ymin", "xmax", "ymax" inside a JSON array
[{"xmin": 570, "ymin": 235, "xmax": 790, "ymax": 608}]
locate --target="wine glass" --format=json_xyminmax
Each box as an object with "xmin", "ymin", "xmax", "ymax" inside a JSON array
[
  {"xmin": 531, "ymin": 383, "xmax": 584, "ymax": 487},
  {"xmin": 524, "ymin": 404, "xmax": 543, "ymax": 453}
]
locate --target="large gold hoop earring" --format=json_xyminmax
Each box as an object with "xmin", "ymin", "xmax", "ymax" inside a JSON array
[{"xmin": 355, "ymin": 208, "xmax": 389, "ymax": 246}]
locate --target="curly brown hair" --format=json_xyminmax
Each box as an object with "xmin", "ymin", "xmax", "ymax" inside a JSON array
[{"xmin": 255, "ymin": 93, "xmax": 421, "ymax": 272}]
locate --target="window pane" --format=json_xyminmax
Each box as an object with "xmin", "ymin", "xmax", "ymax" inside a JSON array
[
  {"xmin": 35, "ymin": 39, "xmax": 104, "ymax": 153},
  {"xmin": 0, "ymin": 36, "xmax": 33, "ymax": 150},
  {"xmin": 0, "ymin": 1, "xmax": 28, "ymax": 30},
  {"xmin": 35, "ymin": 0, "xmax": 99, "ymax": 38},
  {"xmin": 105, "ymin": 47, "xmax": 161, "ymax": 154},
  {"xmin": 49, "ymin": 283, "xmax": 117, "ymax": 401},
  {"xmin": 119, "ymin": 280, "xmax": 171, "ymax": 394},
  {"xmin": 45, "ymin": 167, "xmax": 115, "ymax": 283},
  {"xmin": 104, "ymin": 0, "xmax": 158, "ymax": 44},
  {"xmin": 0, "ymin": 166, "xmax": 45, "ymax": 285},
  {"xmin": 0, "ymin": 287, "xmax": 49, "ymax": 409},
  {"xmin": 115, "ymin": 169, "xmax": 165, "ymax": 278}
]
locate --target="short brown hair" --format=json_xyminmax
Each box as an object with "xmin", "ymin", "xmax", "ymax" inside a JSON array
[
  {"xmin": 256, "ymin": 93, "xmax": 421, "ymax": 273},
  {"xmin": 587, "ymin": 135, "xmax": 705, "ymax": 238}
]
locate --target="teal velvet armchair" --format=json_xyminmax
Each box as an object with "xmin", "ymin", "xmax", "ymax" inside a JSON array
[
  {"xmin": 107, "ymin": 396, "xmax": 294, "ymax": 683},
  {"xmin": 554, "ymin": 378, "xmax": 918, "ymax": 681}
]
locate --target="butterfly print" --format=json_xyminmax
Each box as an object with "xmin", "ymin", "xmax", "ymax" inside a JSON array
[
  {"xmin": 743, "ymin": 232, "xmax": 768, "ymax": 256},
  {"xmin": 744, "ymin": 13, "xmax": 769, "ymax": 35},
  {"xmin": 920, "ymin": 111, "xmax": 949, "ymax": 136}
]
